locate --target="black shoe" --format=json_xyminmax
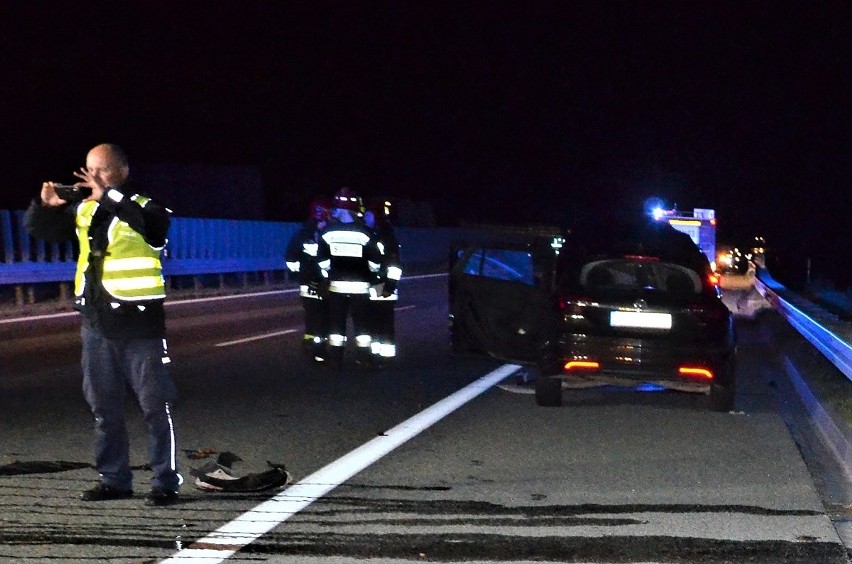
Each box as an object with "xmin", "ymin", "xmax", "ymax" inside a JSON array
[
  {"xmin": 80, "ymin": 483, "xmax": 133, "ymax": 501},
  {"xmin": 145, "ymin": 486, "xmax": 179, "ymax": 506}
]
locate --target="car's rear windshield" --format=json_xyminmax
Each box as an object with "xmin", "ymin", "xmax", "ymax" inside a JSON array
[
  {"xmin": 556, "ymin": 220, "xmax": 714, "ymax": 297},
  {"xmin": 567, "ymin": 258, "xmax": 704, "ymax": 297}
]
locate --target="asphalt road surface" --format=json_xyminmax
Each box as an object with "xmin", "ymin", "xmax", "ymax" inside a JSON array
[{"xmin": 0, "ymin": 274, "xmax": 849, "ymax": 563}]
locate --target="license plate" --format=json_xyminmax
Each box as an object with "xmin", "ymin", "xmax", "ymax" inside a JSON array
[
  {"xmin": 610, "ymin": 311, "xmax": 672, "ymax": 329},
  {"xmin": 330, "ymin": 242, "xmax": 363, "ymax": 258}
]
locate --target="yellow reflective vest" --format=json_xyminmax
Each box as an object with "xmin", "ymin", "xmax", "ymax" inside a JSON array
[{"xmin": 74, "ymin": 196, "xmax": 167, "ymax": 301}]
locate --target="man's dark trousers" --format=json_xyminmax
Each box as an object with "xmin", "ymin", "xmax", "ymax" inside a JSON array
[{"xmin": 81, "ymin": 323, "xmax": 181, "ymax": 492}]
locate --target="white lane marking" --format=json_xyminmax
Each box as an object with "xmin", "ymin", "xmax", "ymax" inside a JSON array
[
  {"xmin": 395, "ymin": 305, "xmax": 416, "ymax": 312},
  {"xmin": 165, "ymin": 288, "xmax": 297, "ymax": 306},
  {"xmin": 215, "ymin": 329, "xmax": 298, "ymax": 347},
  {"xmin": 0, "ymin": 311, "xmax": 78, "ymax": 324},
  {"xmin": 161, "ymin": 363, "xmax": 521, "ymax": 563}
]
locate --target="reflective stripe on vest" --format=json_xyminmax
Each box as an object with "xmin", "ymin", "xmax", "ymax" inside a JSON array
[
  {"xmin": 322, "ymin": 229, "xmax": 370, "ymax": 258},
  {"xmin": 329, "ymin": 280, "xmax": 370, "ymax": 293},
  {"xmin": 369, "ymin": 285, "xmax": 398, "ymax": 301},
  {"xmin": 74, "ymin": 197, "xmax": 166, "ymax": 301}
]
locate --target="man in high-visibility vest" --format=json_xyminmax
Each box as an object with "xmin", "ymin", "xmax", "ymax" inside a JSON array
[{"xmin": 24, "ymin": 143, "xmax": 182, "ymax": 506}]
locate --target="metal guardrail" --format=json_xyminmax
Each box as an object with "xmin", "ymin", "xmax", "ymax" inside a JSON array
[{"xmin": 755, "ymin": 268, "xmax": 852, "ymax": 382}]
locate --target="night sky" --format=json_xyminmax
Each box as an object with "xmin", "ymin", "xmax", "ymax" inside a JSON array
[{"xmin": 1, "ymin": 2, "xmax": 849, "ymax": 285}]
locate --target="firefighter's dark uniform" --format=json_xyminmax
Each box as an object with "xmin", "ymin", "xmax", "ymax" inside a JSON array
[
  {"xmin": 285, "ymin": 218, "xmax": 328, "ymax": 360},
  {"xmin": 368, "ymin": 219, "xmax": 402, "ymax": 365},
  {"xmin": 316, "ymin": 211, "xmax": 383, "ymax": 367},
  {"xmin": 24, "ymin": 184, "xmax": 181, "ymax": 495}
]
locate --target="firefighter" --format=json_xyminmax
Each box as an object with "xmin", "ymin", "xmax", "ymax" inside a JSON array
[
  {"xmin": 316, "ymin": 188, "xmax": 383, "ymax": 368},
  {"xmin": 285, "ymin": 198, "xmax": 331, "ymax": 362},
  {"xmin": 364, "ymin": 201, "xmax": 402, "ymax": 368}
]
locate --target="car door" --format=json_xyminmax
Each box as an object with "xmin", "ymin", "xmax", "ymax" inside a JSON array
[{"xmin": 449, "ymin": 239, "xmax": 558, "ymax": 363}]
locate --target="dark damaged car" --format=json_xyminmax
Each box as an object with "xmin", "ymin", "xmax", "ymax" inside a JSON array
[{"xmin": 449, "ymin": 219, "xmax": 737, "ymax": 411}]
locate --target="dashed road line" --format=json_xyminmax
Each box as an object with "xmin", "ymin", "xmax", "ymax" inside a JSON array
[{"xmin": 215, "ymin": 329, "xmax": 299, "ymax": 347}]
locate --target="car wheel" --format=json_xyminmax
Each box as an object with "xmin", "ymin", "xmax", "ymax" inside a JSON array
[
  {"xmin": 535, "ymin": 374, "xmax": 562, "ymax": 407},
  {"xmin": 706, "ymin": 357, "xmax": 736, "ymax": 412}
]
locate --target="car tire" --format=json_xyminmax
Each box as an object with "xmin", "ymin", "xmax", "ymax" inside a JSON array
[
  {"xmin": 705, "ymin": 357, "xmax": 736, "ymax": 412},
  {"xmin": 535, "ymin": 374, "xmax": 562, "ymax": 407}
]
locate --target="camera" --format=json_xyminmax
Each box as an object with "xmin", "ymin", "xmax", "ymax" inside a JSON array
[{"xmin": 54, "ymin": 184, "xmax": 93, "ymax": 203}]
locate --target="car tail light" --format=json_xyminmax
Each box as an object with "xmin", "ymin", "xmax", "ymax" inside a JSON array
[
  {"xmin": 678, "ymin": 366, "xmax": 714, "ymax": 380},
  {"xmin": 708, "ymin": 273, "xmax": 720, "ymax": 286},
  {"xmin": 564, "ymin": 360, "xmax": 600, "ymax": 372}
]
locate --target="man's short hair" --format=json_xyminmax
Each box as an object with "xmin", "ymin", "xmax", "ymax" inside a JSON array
[{"xmin": 99, "ymin": 143, "xmax": 130, "ymax": 168}]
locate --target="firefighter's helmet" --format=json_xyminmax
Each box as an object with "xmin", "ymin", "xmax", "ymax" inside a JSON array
[{"xmin": 332, "ymin": 187, "xmax": 363, "ymax": 213}]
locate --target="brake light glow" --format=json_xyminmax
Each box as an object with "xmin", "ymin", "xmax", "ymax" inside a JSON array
[
  {"xmin": 678, "ymin": 366, "xmax": 713, "ymax": 380},
  {"xmin": 708, "ymin": 274, "xmax": 720, "ymax": 286},
  {"xmin": 564, "ymin": 360, "xmax": 600, "ymax": 371}
]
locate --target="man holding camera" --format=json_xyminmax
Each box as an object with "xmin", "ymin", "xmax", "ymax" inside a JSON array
[{"xmin": 24, "ymin": 143, "xmax": 182, "ymax": 506}]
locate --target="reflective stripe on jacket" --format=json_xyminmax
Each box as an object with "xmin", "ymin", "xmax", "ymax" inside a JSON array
[
  {"xmin": 318, "ymin": 223, "xmax": 381, "ymax": 295},
  {"xmin": 74, "ymin": 196, "xmax": 166, "ymax": 301}
]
